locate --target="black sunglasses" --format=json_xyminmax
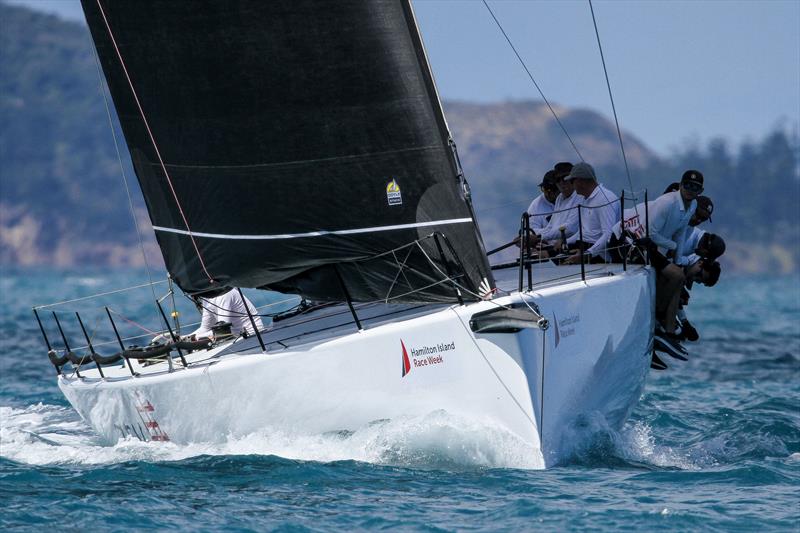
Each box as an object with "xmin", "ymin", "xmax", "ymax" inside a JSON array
[{"xmin": 682, "ymin": 181, "xmax": 703, "ymax": 193}]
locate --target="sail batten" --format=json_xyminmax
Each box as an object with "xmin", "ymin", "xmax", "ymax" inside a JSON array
[{"xmin": 82, "ymin": 0, "xmax": 494, "ymax": 301}]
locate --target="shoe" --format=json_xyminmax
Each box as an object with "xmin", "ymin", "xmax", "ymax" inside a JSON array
[
  {"xmin": 651, "ymin": 351, "xmax": 668, "ymax": 370},
  {"xmin": 681, "ymin": 320, "xmax": 699, "ymax": 342},
  {"xmin": 655, "ymin": 324, "xmax": 688, "ymax": 353},
  {"xmin": 654, "ymin": 332, "xmax": 689, "ymax": 361}
]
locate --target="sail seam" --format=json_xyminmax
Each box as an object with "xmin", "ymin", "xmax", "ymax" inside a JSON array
[
  {"xmin": 95, "ymin": 0, "xmax": 213, "ymax": 283},
  {"xmin": 152, "ymin": 218, "xmax": 474, "ymax": 240},
  {"xmin": 156, "ymin": 145, "xmax": 443, "ymax": 170}
]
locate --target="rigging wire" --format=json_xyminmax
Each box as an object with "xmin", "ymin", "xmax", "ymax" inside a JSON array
[
  {"xmin": 33, "ymin": 279, "xmax": 168, "ymax": 310},
  {"xmin": 588, "ymin": 0, "xmax": 639, "ymax": 214},
  {"xmin": 481, "ymin": 0, "xmax": 618, "ymax": 224},
  {"xmin": 89, "ymin": 41, "xmax": 161, "ymax": 322},
  {"xmin": 482, "ymin": 0, "xmax": 639, "ymax": 234},
  {"xmin": 481, "ymin": 0, "xmax": 584, "ymax": 162},
  {"xmin": 94, "ymin": 0, "xmax": 214, "ymax": 283}
]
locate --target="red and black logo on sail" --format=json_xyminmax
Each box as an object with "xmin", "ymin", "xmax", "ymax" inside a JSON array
[{"xmin": 401, "ymin": 340, "xmax": 411, "ymax": 377}]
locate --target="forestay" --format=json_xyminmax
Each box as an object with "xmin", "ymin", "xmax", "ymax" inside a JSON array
[{"xmin": 82, "ymin": 0, "xmax": 493, "ymax": 302}]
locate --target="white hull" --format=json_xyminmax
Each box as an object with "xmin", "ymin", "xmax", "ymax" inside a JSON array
[{"xmin": 58, "ymin": 267, "xmax": 654, "ymax": 468}]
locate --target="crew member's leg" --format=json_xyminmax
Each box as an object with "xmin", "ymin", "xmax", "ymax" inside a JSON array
[{"xmin": 657, "ymin": 263, "xmax": 685, "ymax": 333}]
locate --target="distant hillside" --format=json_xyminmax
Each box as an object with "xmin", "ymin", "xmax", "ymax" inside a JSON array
[{"xmin": 1, "ymin": 3, "xmax": 798, "ymax": 273}]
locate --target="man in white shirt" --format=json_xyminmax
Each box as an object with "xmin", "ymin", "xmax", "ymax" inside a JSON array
[
  {"xmin": 189, "ymin": 288, "xmax": 264, "ymax": 340},
  {"xmin": 537, "ymin": 162, "xmax": 581, "ymax": 247},
  {"xmin": 648, "ymin": 170, "xmax": 703, "ymax": 358},
  {"xmin": 676, "ymin": 196, "xmax": 714, "ymax": 267},
  {"xmin": 561, "ymin": 162, "xmax": 620, "ymax": 264},
  {"xmin": 526, "ymin": 170, "xmax": 559, "ymax": 231},
  {"xmin": 676, "ymin": 196, "xmax": 724, "ymax": 342}
]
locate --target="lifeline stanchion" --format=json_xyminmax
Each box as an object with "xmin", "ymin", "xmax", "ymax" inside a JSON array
[
  {"xmin": 237, "ymin": 288, "xmax": 266, "ymax": 352},
  {"xmin": 76, "ymin": 311, "xmax": 103, "ymax": 378},
  {"xmin": 525, "ymin": 213, "xmax": 533, "ymax": 291},
  {"xmin": 518, "ymin": 213, "xmax": 526, "ymax": 293},
  {"xmin": 644, "ymin": 190, "xmax": 650, "ymax": 266},
  {"xmin": 106, "ymin": 307, "xmax": 134, "ymax": 376},
  {"xmin": 53, "ymin": 311, "xmax": 81, "ymax": 378},
  {"xmin": 33, "ymin": 308, "xmax": 59, "ymax": 375},
  {"xmin": 577, "ymin": 206, "xmax": 586, "ymax": 282},
  {"xmin": 620, "ymin": 191, "xmax": 627, "ymax": 271},
  {"xmin": 433, "ymin": 232, "xmax": 464, "ymax": 305},
  {"xmin": 334, "ymin": 265, "xmax": 363, "ymax": 331},
  {"xmin": 156, "ymin": 300, "xmax": 187, "ymax": 368}
]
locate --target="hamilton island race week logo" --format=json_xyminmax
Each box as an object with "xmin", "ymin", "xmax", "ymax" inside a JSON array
[
  {"xmin": 401, "ymin": 339, "xmax": 454, "ymax": 377},
  {"xmin": 552, "ymin": 311, "xmax": 580, "ymax": 348},
  {"xmin": 401, "ymin": 340, "xmax": 412, "ymax": 377},
  {"xmin": 386, "ymin": 179, "xmax": 402, "ymax": 206}
]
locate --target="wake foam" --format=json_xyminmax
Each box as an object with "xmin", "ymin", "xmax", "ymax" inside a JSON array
[
  {"xmin": 560, "ymin": 413, "xmax": 715, "ymax": 470},
  {"xmin": 1, "ymin": 404, "xmax": 542, "ymax": 470}
]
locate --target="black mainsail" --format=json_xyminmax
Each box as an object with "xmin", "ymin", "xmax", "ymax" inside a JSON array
[{"xmin": 82, "ymin": 0, "xmax": 493, "ymax": 302}]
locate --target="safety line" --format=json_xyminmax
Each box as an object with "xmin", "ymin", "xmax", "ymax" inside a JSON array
[
  {"xmin": 588, "ymin": 0, "xmax": 639, "ymax": 217},
  {"xmin": 152, "ymin": 218, "xmax": 474, "ymax": 240},
  {"xmin": 89, "ymin": 39, "xmax": 160, "ymax": 320},
  {"xmin": 482, "ymin": 0, "xmax": 584, "ymax": 162},
  {"xmin": 95, "ymin": 0, "xmax": 213, "ymax": 282},
  {"xmin": 33, "ymin": 280, "xmax": 169, "ymax": 310}
]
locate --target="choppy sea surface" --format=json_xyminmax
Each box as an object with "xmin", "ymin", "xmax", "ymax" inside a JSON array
[{"xmin": 1, "ymin": 269, "xmax": 798, "ymax": 531}]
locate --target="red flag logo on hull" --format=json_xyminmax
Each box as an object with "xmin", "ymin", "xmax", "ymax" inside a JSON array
[{"xmin": 401, "ymin": 340, "xmax": 411, "ymax": 377}]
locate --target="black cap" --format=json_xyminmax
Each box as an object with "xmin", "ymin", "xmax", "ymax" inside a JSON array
[
  {"xmin": 701, "ymin": 260, "xmax": 721, "ymax": 287},
  {"xmin": 681, "ymin": 169, "xmax": 704, "ymax": 186},
  {"xmin": 553, "ymin": 162, "xmax": 573, "ymax": 180},
  {"xmin": 538, "ymin": 170, "xmax": 558, "ymax": 187},
  {"xmin": 696, "ymin": 196, "xmax": 714, "ymax": 222},
  {"xmin": 698, "ymin": 232, "xmax": 725, "ymax": 260}
]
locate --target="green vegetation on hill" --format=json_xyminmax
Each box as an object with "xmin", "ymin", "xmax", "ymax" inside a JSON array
[{"xmin": 1, "ymin": 3, "xmax": 798, "ymax": 272}]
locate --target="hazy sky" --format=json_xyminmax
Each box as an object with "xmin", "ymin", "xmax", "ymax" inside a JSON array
[{"xmin": 8, "ymin": 0, "xmax": 799, "ymax": 156}]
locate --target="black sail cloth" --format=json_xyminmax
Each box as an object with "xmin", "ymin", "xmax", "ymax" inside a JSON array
[{"xmin": 82, "ymin": 0, "xmax": 494, "ymax": 302}]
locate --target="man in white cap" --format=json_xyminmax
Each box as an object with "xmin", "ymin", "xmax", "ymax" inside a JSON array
[{"xmin": 560, "ymin": 162, "xmax": 620, "ymax": 264}]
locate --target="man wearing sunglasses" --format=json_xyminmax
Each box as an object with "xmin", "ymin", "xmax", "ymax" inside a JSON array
[
  {"xmin": 526, "ymin": 170, "xmax": 560, "ymax": 231},
  {"xmin": 645, "ymin": 170, "xmax": 703, "ymax": 359}
]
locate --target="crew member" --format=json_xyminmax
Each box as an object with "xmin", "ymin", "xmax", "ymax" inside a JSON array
[
  {"xmin": 189, "ymin": 288, "xmax": 264, "ymax": 340},
  {"xmin": 647, "ymin": 170, "xmax": 703, "ymax": 357},
  {"xmin": 561, "ymin": 162, "xmax": 620, "ymax": 264},
  {"xmin": 537, "ymin": 162, "xmax": 580, "ymax": 249},
  {"xmin": 526, "ymin": 170, "xmax": 559, "ymax": 231}
]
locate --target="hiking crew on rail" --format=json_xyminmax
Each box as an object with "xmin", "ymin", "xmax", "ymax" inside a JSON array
[{"xmin": 518, "ymin": 163, "xmax": 726, "ymax": 368}]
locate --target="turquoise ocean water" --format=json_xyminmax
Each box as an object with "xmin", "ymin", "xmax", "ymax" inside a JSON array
[{"xmin": 1, "ymin": 270, "xmax": 798, "ymax": 530}]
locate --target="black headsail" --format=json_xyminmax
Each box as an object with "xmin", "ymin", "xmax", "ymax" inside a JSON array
[{"xmin": 81, "ymin": 0, "xmax": 494, "ymax": 302}]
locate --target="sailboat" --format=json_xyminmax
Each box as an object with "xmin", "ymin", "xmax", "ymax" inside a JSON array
[{"xmin": 42, "ymin": 0, "xmax": 654, "ymax": 468}]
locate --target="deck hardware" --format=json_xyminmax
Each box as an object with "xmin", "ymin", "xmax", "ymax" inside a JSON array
[
  {"xmin": 518, "ymin": 213, "xmax": 526, "ymax": 293},
  {"xmin": 578, "ymin": 206, "xmax": 586, "ymax": 282},
  {"xmin": 52, "ymin": 311, "xmax": 80, "ymax": 378},
  {"xmin": 75, "ymin": 311, "xmax": 103, "ymax": 378},
  {"xmin": 620, "ymin": 191, "xmax": 627, "ymax": 272},
  {"xmin": 334, "ymin": 265, "xmax": 362, "ymax": 331},
  {"xmin": 105, "ymin": 307, "xmax": 135, "ymax": 376},
  {"xmin": 33, "ymin": 308, "xmax": 59, "ymax": 375},
  {"xmin": 237, "ymin": 288, "xmax": 266, "ymax": 352},
  {"xmin": 156, "ymin": 300, "xmax": 187, "ymax": 368},
  {"xmin": 525, "ymin": 213, "xmax": 533, "ymax": 291},
  {"xmin": 644, "ymin": 190, "xmax": 650, "ymax": 266},
  {"xmin": 433, "ymin": 232, "xmax": 464, "ymax": 305}
]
